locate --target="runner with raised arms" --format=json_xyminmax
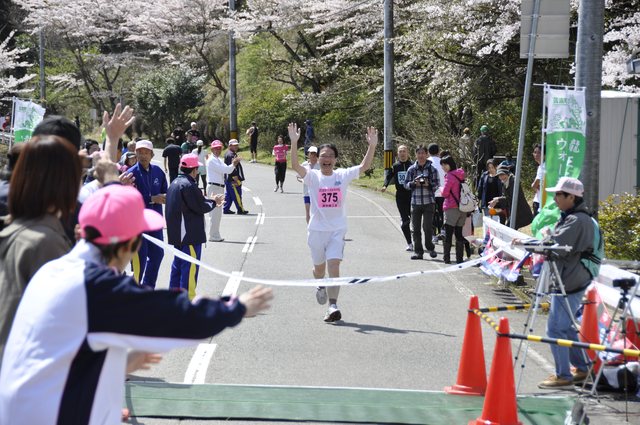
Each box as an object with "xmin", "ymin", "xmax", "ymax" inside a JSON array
[{"xmin": 289, "ymin": 122, "xmax": 378, "ymax": 322}]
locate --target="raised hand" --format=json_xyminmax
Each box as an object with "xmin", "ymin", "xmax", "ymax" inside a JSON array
[
  {"xmin": 239, "ymin": 285, "xmax": 274, "ymax": 318},
  {"xmin": 103, "ymin": 103, "xmax": 135, "ymax": 143},
  {"xmin": 287, "ymin": 123, "xmax": 300, "ymax": 144},
  {"xmin": 366, "ymin": 126, "xmax": 378, "ymax": 146}
]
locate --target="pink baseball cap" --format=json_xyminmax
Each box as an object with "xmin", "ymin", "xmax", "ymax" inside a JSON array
[
  {"xmin": 79, "ymin": 185, "xmax": 165, "ymax": 244},
  {"xmin": 211, "ymin": 140, "xmax": 223, "ymax": 149},
  {"xmin": 180, "ymin": 153, "xmax": 202, "ymax": 168}
]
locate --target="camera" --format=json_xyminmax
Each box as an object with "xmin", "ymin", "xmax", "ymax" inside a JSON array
[
  {"xmin": 612, "ymin": 278, "xmax": 637, "ymax": 291},
  {"xmin": 417, "ymin": 174, "xmax": 426, "ymax": 184}
]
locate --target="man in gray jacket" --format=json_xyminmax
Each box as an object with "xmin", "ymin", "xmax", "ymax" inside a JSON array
[{"xmin": 537, "ymin": 176, "xmax": 595, "ymax": 388}]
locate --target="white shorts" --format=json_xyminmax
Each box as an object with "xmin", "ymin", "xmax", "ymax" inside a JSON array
[{"xmin": 307, "ymin": 229, "xmax": 347, "ymax": 265}]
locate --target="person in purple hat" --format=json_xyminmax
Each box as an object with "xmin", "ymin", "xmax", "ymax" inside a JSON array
[
  {"xmin": 0, "ymin": 184, "xmax": 273, "ymax": 425},
  {"xmin": 166, "ymin": 153, "xmax": 224, "ymax": 299}
]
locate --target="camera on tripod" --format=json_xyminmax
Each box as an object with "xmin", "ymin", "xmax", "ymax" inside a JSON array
[{"xmin": 612, "ymin": 278, "xmax": 637, "ymax": 291}]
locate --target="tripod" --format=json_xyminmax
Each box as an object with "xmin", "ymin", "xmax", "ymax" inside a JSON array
[
  {"xmin": 578, "ymin": 277, "xmax": 640, "ymax": 423},
  {"xmin": 512, "ymin": 243, "xmax": 592, "ymax": 392}
]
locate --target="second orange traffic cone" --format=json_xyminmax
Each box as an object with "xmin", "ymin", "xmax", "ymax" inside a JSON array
[
  {"xmin": 580, "ymin": 287, "xmax": 601, "ymax": 372},
  {"xmin": 445, "ymin": 295, "xmax": 487, "ymax": 396},
  {"xmin": 470, "ymin": 317, "xmax": 522, "ymax": 425}
]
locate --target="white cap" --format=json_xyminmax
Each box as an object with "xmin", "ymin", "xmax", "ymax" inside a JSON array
[
  {"xmin": 190, "ymin": 121, "xmax": 197, "ymax": 126},
  {"xmin": 196, "ymin": 140, "xmax": 204, "ymax": 146},
  {"xmin": 135, "ymin": 140, "xmax": 154, "ymax": 151},
  {"xmin": 229, "ymin": 139, "xmax": 239, "ymax": 146},
  {"xmin": 545, "ymin": 176, "xmax": 584, "ymax": 197},
  {"xmin": 308, "ymin": 146, "xmax": 318, "ymax": 153}
]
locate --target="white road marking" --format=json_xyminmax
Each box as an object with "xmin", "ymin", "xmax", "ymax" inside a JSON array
[
  {"xmin": 183, "ymin": 343, "xmax": 217, "ymax": 384},
  {"xmin": 244, "ymin": 186, "xmax": 252, "ymax": 192},
  {"xmin": 255, "ymin": 213, "xmax": 266, "ymax": 225},
  {"xmin": 253, "ymin": 196, "xmax": 262, "ymax": 205},
  {"xmin": 241, "ymin": 236, "xmax": 253, "ymax": 253},
  {"xmin": 260, "ymin": 213, "xmax": 265, "ymax": 225},
  {"xmin": 222, "ymin": 271, "xmax": 243, "ymax": 297},
  {"xmin": 248, "ymin": 236, "xmax": 258, "ymax": 252}
]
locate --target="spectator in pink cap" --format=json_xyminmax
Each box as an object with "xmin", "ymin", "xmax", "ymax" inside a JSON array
[
  {"xmin": 205, "ymin": 140, "xmax": 240, "ymax": 242},
  {"xmin": 0, "ymin": 184, "xmax": 273, "ymax": 424},
  {"xmin": 166, "ymin": 154, "xmax": 224, "ymax": 298}
]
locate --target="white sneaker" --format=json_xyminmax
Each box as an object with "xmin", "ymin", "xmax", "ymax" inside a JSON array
[
  {"xmin": 323, "ymin": 305, "xmax": 342, "ymax": 322},
  {"xmin": 315, "ymin": 287, "xmax": 327, "ymax": 305},
  {"xmin": 405, "ymin": 243, "xmax": 414, "ymax": 252},
  {"xmin": 431, "ymin": 236, "xmax": 439, "ymax": 245}
]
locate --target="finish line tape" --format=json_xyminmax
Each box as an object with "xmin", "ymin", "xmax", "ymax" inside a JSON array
[{"xmin": 143, "ymin": 234, "xmax": 503, "ymax": 287}]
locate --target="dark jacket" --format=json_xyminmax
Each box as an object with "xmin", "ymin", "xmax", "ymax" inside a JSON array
[
  {"xmin": 473, "ymin": 135, "xmax": 497, "ymax": 167},
  {"xmin": 495, "ymin": 174, "xmax": 533, "ymax": 230},
  {"xmin": 477, "ymin": 171, "xmax": 503, "ymax": 208},
  {"xmin": 224, "ymin": 150, "xmax": 245, "ymax": 183},
  {"xmin": 166, "ymin": 174, "xmax": 215, "ymax": 246},
  {"xmin": 551, "ymin": 200, "xmax": 595, "ymax": 293}
]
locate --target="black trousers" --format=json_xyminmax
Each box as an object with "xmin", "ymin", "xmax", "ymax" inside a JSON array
[
  {"xmin": 396, "ymin": 191, "xmax": 412, "ymax": 245},
  {"xmin": 433, "ymin": 197, "xmax": 445, "ymax": 235},
  {"xmin": 411, "ymin": 203, "xmax": 435, "ymax": 255},
  {"xmin": 275, "ymin": 162, "xmax": 287, "ymax": 185}
]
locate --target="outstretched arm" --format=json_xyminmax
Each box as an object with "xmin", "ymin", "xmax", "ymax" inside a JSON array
[
  {"xmin": 102, "ymin": 103, "xmax": 135, "ymax": 162},
  {"xmin": 359, "ymin": 127, "xmax": 378, "ymax": 176},
  {"xmin": 288, "ymin": 123, "xmax": 307, "ymax": 178}
]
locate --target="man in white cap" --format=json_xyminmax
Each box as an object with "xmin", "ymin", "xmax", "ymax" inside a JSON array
[
  {"xmin": 186, "ymin": 121, "xmax": 200, "ymax": 151},
  {"xmin": 0, "ymin": 184, "xmax": 273, "ymax": 425},
  {"xmin": 223, "ymin": 139, "xmax": 248, "ymax": 215},
  {"xmin": 515, "ymin": 176, "xmax": 596, "ymax": 389},
  {"xmin": 206, "ymin": 140, "xmax": 240, "ymax": 241},
  {"xmin": 166, "ymin": 154, "xmax": 224, "ymax": 298},
  {"xmin": 128, "ymin": 139, "xmax": 167, "ymax": 288}
]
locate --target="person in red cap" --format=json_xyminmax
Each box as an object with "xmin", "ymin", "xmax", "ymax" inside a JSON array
[
  {"xmin": 166, "ymin": 153, "xmax": 224, "ymax": 298},
  {"xmin": 206, "ymin": 140, "xmax": 240, "ymax": 241},
  {"xmin": 0, "ymin": 184, "xmax": 273, "ymax": 425}
]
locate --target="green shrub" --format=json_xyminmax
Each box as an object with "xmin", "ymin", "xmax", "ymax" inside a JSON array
[{"xmin": 599, "ymin": 193, "xmax": 640, "ymax": 260}]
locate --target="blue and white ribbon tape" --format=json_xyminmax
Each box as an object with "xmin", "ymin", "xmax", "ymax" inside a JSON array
[{"xmin": 143, "ymin": 234, "xmax": 502, "ymax": 287}]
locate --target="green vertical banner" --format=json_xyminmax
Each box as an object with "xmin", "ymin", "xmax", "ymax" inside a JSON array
[
  {"xmin": 12, "ymin": 98, "xmax": 46, "ymax": 143},
  {"xmin": 531, "ymin": 88, "xmax": 586, "ymax": 237}
]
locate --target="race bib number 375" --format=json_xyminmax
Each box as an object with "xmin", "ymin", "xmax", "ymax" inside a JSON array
[{"xmin": 318, "ymin": 187, "xmax": 342, "ymax": 208}]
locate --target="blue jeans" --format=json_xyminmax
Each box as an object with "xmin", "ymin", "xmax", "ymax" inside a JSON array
[{"xmin": 547, "ymin": 289, "xmax": 590, "ymax": 380}]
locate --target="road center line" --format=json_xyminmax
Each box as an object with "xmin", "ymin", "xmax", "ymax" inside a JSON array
[
  {"xmin": 241, "ymin": 236, "xmax": 253, "ymax": 253},
  {"xmin": 183, "ymin": 343, "xmax": 217, "ymax": 384},
  {"xmin": 253, "ymin": 196, "xmax": 262, "ymax": 205},
  {"xmin": 255, "ymin": 212, "xmax": 265, "ymax": 225},
  {"xmin": 222, "ymin": 271, "xmax": 243, "ymax": 298},
  {"xmin": 248, "ymin": 236, "xmax": 258, "ymax": 253}
]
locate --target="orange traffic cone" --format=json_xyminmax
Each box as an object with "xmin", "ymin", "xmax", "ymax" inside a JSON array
[
  {"xmin": 470, "ymin": 317, "xmax": 522, "ymax": 425},
  {"xmin": 445, "ymin": 295, "xmax": 487, "ymax": 396},
  {"xmin": 579, "ymin": 287, "xmax": 601, "ymax": 372}
]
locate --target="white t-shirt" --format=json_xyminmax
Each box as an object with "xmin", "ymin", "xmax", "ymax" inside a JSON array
[
  {"xmin": 304, "ymin": 166, "xmax": 360, "ymax": 231},
  {"xmin": 428, "ymin": 156, "xmax": 446, "ymax": 197},
  {"xmin": 301, "ymin": 160, "xmax": 320, "ymax": 197},
  {"xmin": 533, "ymin": 163, "xmax": 546, "ymax": 203}
]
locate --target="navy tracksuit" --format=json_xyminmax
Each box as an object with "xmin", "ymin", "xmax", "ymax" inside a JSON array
[
  {"xmin": 128, "ymin": 162, "xmax": 168, "ymax": 288},
  {"xmin": 223, "ymin": 150, "xmax": 247, "ymax": 213},
  {"xmin": 166, "ymin": 173, "xmax": 215, "ymax": 299}
]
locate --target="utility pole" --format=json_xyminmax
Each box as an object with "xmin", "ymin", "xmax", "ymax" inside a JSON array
[
  {"xmin": 228, "ymin": 0, "xmax": 238, "ymax": 140},
  {"xmin": 39, "ymin": 29, "xmax": 46, "ymax": 102},
  {"xmin": 383, "ymin": 0, "xmax": 394, "ymax": 178},
  {"xmin": 510, "ymin": 0, "xmax": 541, "ymax": 228},
  {"xmin": 575, "ymin": 0, "xmax": 605, "ymax": 214}
]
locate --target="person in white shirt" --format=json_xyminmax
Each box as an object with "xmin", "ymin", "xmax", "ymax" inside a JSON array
[
  {"xmin": 289, "ymin": 123, "xmax": 377, "ymax": 323},
  {"xmin": 192, "ymin": 140, "xmax": 208, "ymax": 192},
  {"xmin": 298, "ymin": 146, "xmax": 320, "ymax": 223},
  {"xmin": 428, "ymin": 143, "xmax": 446, "ymax": 242},
  {"xmin": 205, "ymin": 140, "xmax": 239, "ymax": 242}
]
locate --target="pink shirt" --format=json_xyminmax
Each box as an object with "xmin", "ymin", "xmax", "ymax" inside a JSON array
[{"xmin": 273, "ymin": 144, "xmax": 289, "ymax": 162}]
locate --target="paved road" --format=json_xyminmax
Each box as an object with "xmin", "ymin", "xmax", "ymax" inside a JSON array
[{"xmin": 128, "ymin": 154, "xmax": 638, "ymax": 424}]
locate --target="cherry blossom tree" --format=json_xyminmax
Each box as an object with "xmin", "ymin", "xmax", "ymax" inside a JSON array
[{"xmin": 0, "ymin": 31, "xmax": 34, "ymax": 98}]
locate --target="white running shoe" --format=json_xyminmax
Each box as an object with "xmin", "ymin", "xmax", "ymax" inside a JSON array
[
  {"xmin": 315, "ymin": 287, "xmax": 327, "ymax": 305},
  {"xmin": 405, "ymin": 243, "xmax": 414, "ymax": 252},
  {"xmin": 323, "ymin": 305, "xmax": 342, "ymax": 322}
]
